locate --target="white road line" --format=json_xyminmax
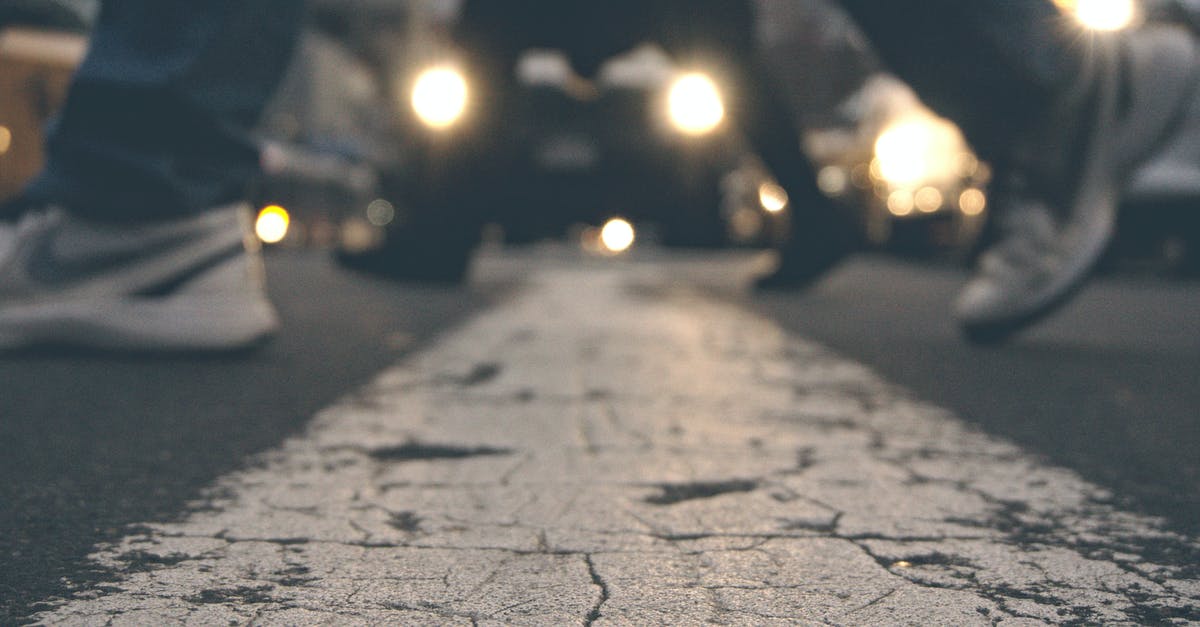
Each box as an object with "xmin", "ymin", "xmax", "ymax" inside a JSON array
[{"xmin": 36, "ymin": 266, "xmax": 1200, "ymax": 625}]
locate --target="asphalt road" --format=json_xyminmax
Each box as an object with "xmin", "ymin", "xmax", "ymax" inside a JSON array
[
  {"xmin": 0, "ymin": 251, "xmax": 504, "ymax": 624},
  {"xmin": 747, "ymin": 254, "xmax": 1200, "ymax": 537},
  {"xmin": 1, "ymin": 244, "xmax": 1197, "ymax": 623}
]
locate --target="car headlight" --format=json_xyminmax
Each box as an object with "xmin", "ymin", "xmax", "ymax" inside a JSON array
[
  {"xmin": 411, "ymin": 67, "xmax": 469, "ymax": 129},
  {"xmin": 255, "ymin": 205, "xmax": 290, "ymax": 244},
  {"xmin": 667, "ymin": 72, "xmax": 725, "ymax": 136},
  {"xmin": 872, "ymin": 115, "xmax": 964, "ymax": 188},
  {"xmin": 1054, "ymin": 0, "xmax": 1138, "ymax": 31}
]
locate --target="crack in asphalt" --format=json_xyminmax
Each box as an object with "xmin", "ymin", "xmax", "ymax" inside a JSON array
[
  {"xmin": 25, "ymin": 270, "xmax": 1200, "ymax": 624},
  {"xmin": 583, "ymin": 554, "xmax": 609, "ymax": 626},
  {"xmin": 643, "ymin": 479, "xmax": 762, "ymax": 506}
]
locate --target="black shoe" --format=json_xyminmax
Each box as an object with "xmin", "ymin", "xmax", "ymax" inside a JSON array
[{"xmin": 755, "ymin": 203, "xmax": 859, "ymax": 291}]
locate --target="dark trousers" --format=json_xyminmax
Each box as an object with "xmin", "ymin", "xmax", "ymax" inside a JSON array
[
  {"xmin": 27, "ymin": 0, "xmax": 1082, "ymax": 222},
  {"xmin": 25, "ymin": 0, "xmax": 305, "ymax": 221},
  {"xmin": 836, "ymin": 0, "xmax": 1081, "ymax": 163}
]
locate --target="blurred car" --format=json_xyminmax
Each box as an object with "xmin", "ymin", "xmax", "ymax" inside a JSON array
[
  {"xmin": 248, "ymin": 1, "xmax": 415, "ymax": 249},
  {"xmin": 805, "ymin": 75, "xmax": 990, "ymax": 257},
  {"xmin": 0, "ymin": 0, "xmax": 91, "ymax": 206},
  {"xmin": 718, "ymin": 154, "xmax": 793, "ymax": 248},
  {"xmin": 336, "ymin": 29, "xmax": 746, "ymax": 281}
]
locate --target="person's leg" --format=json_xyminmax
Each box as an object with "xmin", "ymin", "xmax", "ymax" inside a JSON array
[
  {"xmin": 838, "ymin": 0, "xmax": 1200, "ymax": 341},
  {"xmin": 836, "ymin": 0, "xmax": 1078, "ymax": 165},
  {"xmin": 666, "ymin": 0, "xmax": 861, "ymax": 287},
  {"xmin": 23, "ymin": 0, "xmax": 304, "ymax": 222},
  {"xmin": 737, "ymin": 48, "xmax": 863, "ymax": 287},
  {"xmin": 0, "ymin": 0, "xmax": 305, "ymax": 351}
]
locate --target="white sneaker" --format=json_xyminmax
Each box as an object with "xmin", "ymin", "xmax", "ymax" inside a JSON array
[
  {"xmin": 956, "ymin": 27, "xmax": 1200, "ymax": 342},
  {"xmin": 0, "ymin": 202, "xmax": 279, "ymax": 351}
]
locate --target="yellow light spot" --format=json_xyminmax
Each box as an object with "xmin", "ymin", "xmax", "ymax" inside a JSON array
[
  {"xmin": 915, "ymin": 186, "xmax": 944, "ymax": 213},
  {"xmin": 600, "ymin": 218, "xmax": 635, "ymax": 253},
  {"xmin": 887, "ymin": 190, "xmax": 914, "ymax": 217},
  {"xmin": 1061, "ymin": 0, "xmax": 1137, "ymax": 31},
  {"xmin": 893, "ymin": 561, "xmax": 913, "ymax": 569},
  {"xmin": 874, "ymin": 115, "xmax": 965, "ymax": 187},
  {"xmin": 668, "ymin": 73, "xmax": 725, "ymax": 136},
  {"xmin": 0, "ymin": 126, "xmax": 11, "ymax": 154},
  {"xmin": 758, "ymin": 182, "xmax": 789, "ymax": 213},
  {"xmin": 256, "ymin": 205, "xmax": 290, "ymax": 244},
  {"xmin": 412, "ymin": 67, "xmax": 468, "ymax": 129},
  {"xmin": 959, "ymin": 188, "xmax": 987, "ymax": 216}
]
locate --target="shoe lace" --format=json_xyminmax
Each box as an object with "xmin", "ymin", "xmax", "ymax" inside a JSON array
[{"xmin": 983, "ymin": 177, "xmax": 1062, "ymax": 280}]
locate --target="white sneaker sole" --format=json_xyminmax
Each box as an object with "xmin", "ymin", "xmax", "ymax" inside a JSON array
[{"xmin": 0, "ymin": 291, "xmax": 278, "ymax": 351}]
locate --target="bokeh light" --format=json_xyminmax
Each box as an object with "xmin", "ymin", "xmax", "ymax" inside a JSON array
[
  {"xmin": 1057, "ymin": 0, "xmax": 1137, "ymax": 31},
  {"xmin": 915, "ymin": 187, "xmax": 944, "ymax": 213},
  {"xmin": 600, "ymin": 218, "xmax": 636, "ymax": 253},
  {"xmin": 366, "ymin": 199, "xmax": 396, "ymax": 226},
  {"xmin": 959, "ymin": 188, "xmax": 987, "ymax": 216},
  {"xmin": 874, "ymin": 115, "xmax": 965, "ymax": 187},
  {"xmin": 817, "ymin": 166, "xmax": 849, "ymax": 196},
  {"xmin": 255, "ymin": 205, "xmax": 290, "ymax": 244},
  {"xmin": 668, "ymin": 73, "xmax": 725, "ymax": 135},
  {"xmin": 412, "ymin": 67, "xmax": 468, "ymax": 129},
  {"xmin": 758, "ymin": 182, "xmax": 789, "ymax": 213},
  {"xmin": 887, "ymin": 190, "xmax": 914, "ymax": 217}
]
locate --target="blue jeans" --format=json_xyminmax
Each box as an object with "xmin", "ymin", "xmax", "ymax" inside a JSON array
[
  {"xmin": 26, "ymin": 0, "xmax": 1081, "ymax": 222},
  {"xmin": 25, "ymin": 0, "xmax": 305, "ymax": 221}
]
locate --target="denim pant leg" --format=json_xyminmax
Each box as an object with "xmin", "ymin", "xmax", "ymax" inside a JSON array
[
  {"xmin": 664, "ymin": 1, "xmax": 862, "ymax": 252},
  {"xmin": 836, "ymin": 0, "xmax": 1082, "ymax": 162},
  {"xmin": 26, "ymin": 0, "xmax": 305, "ymax": 221}
]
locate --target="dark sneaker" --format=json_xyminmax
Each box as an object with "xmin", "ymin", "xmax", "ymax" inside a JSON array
[
  {"xmin": 753, "ymin": 231, "xmax": 855, "ymax": 291},
  {"xmin": 0, "ymin": 202, "xmax": 278, "ymax": 351},
  {"xmin": 754, "ymin": 196, "xmax": 861, "ymax": 291},
  {"xmin": 957, "ymin": 27, "xmax": 1200, "ymax": 343}
]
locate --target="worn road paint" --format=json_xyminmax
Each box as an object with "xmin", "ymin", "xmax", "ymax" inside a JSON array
[{"xmin": 35, "ymin": 267, "xmax": 1200, "ymax": 625}]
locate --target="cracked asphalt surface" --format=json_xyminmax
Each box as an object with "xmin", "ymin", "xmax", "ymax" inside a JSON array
[{"xmin": 14, "ymin": 251, "xmax": 1199, "ymax": 625}]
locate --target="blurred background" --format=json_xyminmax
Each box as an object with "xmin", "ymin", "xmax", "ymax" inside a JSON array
[{"xmin": 1, "ymin": 0, "xmax": 1197, "ymax": 275}]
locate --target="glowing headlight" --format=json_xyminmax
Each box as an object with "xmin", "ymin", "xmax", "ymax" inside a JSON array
[
  {"xmin": 667, "ymin": 73, "xmax": 725, "ymax": 136},
  {"xmin": 1055, "ymin": 0, "xmax": 1138, "ymax": 31},
  {"xmin": 600, "ymin": 218, "xmax": 636, "ymax": 253},
  {"xmin": 255, "ymin": 205, "xmax": 290, "ymax": 244},
  {"xmin": 412, "ymin": 67, "xmax": 468, "ymax": 129},
  {"xmin": 873, "ymin": 115, "xmax": 964, "ymax": 187}
]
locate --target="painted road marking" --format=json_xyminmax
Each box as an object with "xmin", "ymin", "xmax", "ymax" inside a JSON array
[{"xmin": 35, "ymin": 266, "xmax": 1200, "ymax": 625}]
